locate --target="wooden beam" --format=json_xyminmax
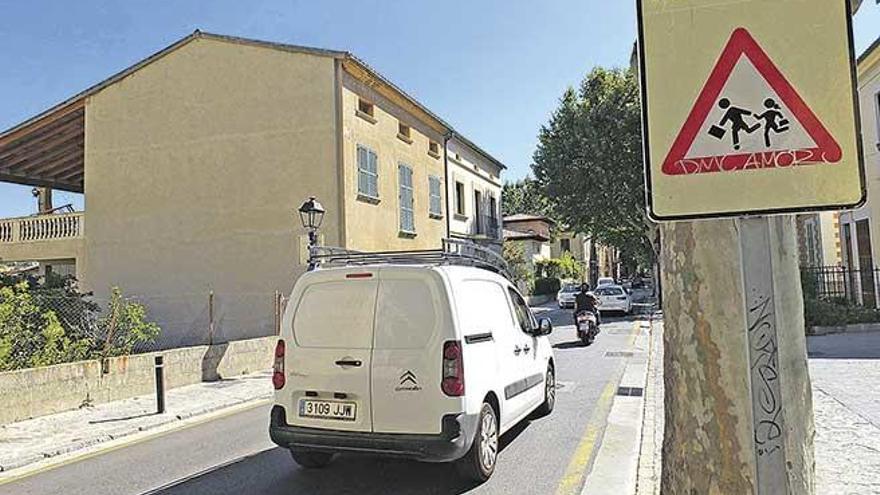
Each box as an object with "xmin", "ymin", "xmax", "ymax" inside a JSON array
[
  {"xmin": 0, "ymin": 102, "xmax": 84, "ymax": 148},
  {"xmin": 55, "ymin": 167, "xmax": 84, "ymax": 183},
  {"xmin": 0, "ymin": 171, "xmax": 82, "ymax": 193},
  {"xmin": 0, "ymin": 114, "xmax": 83, "ymax": 163},
  {"xmin": 37, "ymin": 150, "xmax": 84, "ymax": 178},
  {"xmin": 1, "ymin": 133, "xmax": 83, "ymax": 173}
]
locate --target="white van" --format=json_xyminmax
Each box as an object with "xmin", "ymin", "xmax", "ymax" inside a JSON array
[{"xmin": 269, "ymin": 263, "xmax": 555, "ymax": 481}]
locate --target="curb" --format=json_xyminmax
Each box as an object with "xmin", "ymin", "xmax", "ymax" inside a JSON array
[
  {"xmin": 579, "ymin": 319, "xmax": 652, "ymax": 495},
  {"xmin": 0, "ymin": 392, "xmax": 272, "ymax": 474}
]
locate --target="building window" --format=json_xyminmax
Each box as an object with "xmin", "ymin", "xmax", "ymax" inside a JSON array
[
  {"xmin": 875, "ymin": 92, "xmax": 880, "ymax": 144},
  {"xmin": 488, "ymin": 195, "xmax": 498, "ymax": 237},
  {"xmin": 428, "ymin": 141, "xmax": 441, "ymax": 158},
  {"xmin": 398, "ymin": 122, "xmax": 412, "ymax": 143},
  {"xmin": 454, "ymin": 181, "xmax": 466, "ymax": 216},
  {"xmin": 357, "ymin": 145, "xmax": 379, "ymax": 200},
  {"xmin": 399, "ymin": 163, "xmax": 415, "ymax": 234},
  {"xmin": 428, "ymin": 176, "xmax": 442, "ymax": 218},
  {"xmin": 357, "ymin": 98, "xmax": 376, "ymax": 123},
  {"xmin": 358, "ymin": 98, "xmax": 374, "ymax": 117},
  {"xmin": 561, "ymin": 238, "xmax": 571, "ymax": 253}
]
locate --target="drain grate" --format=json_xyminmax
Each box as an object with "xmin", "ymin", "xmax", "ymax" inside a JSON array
[
  {"xmin": 616, "ymin": 386, "xmax": 644, "ymax": 397},
  {"xmin": 604, "ymin": 351, "xmax": 635, "ymax": 358}
]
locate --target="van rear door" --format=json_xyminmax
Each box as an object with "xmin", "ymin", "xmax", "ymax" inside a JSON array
[
  {"xmin": 287, "ymin": 271, "xmax": 377, "ymax": 432},
  {"xmin": 370, "ymin": 268, "xmax": 454, "ymax": 434}
]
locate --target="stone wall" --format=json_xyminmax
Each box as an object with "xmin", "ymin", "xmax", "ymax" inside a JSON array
[{"xmin": 0, "ymin": 336, "xmax": 275, "ymax": 425}]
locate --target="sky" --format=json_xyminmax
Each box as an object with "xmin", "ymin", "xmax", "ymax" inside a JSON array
[{"xmin": 0, "ymin": 1, "xmax": 878, "ymax": 218}]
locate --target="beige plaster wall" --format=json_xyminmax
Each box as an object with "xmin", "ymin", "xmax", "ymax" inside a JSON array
[
  {"xmin": 339, "ymin": 70, "xmax": 447, "ymax": 251},
  {"xmin": 0, "ymin": 336, "xmax": 274, "ymax": 425},
  {"xmin": 83, "ymin": 38, "xmax": 340, "ymax": 347}
]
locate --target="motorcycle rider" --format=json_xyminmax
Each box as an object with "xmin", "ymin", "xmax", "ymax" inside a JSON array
[{"xmin": 573, "ymin": 283, "xmax": 600, "ymax": 327}]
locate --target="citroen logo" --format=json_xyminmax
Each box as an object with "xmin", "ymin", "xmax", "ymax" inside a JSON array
[
  {"xmin": 395, "ymin": 370, "xmax": 422, "ymax": 392},
  {"xmin": 400, "ymin": 370, "xmax": 417, "ymax": 386}
]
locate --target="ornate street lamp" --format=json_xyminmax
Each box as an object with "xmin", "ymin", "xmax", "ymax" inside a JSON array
[{"xmin": 298, "ymin": 196, "xmax": 325, "ymax": 248}]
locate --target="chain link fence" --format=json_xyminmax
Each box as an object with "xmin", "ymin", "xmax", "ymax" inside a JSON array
[{"xmin": 0, "ymin": 285, "xmax": 289, "ymax": 372}]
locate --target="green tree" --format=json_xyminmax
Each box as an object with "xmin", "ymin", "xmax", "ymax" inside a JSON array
[
  {"xmin": 99, "ymin": 288, "xmax": 161, "ymax": 357},
  {"xmin": 532, "ymin": 67, "xmax": 656, "ymax": 268},
  {"xmin": 0, "ymin": 282, "xmax": 92, "ymax": 371},
  {"xmin": 503, "ymin": 241, "xmax": 534, "ymax": 293},
  {"xmin": 502, "ymin": 178, "xmax": 555, "ymax": 218}
]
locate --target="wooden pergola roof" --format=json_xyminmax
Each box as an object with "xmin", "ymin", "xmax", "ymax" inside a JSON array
[{"xmin": 0, "ymin": 101, "xmax": 84, "ymax": 193}]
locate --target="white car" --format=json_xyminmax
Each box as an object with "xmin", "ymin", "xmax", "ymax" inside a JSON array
[
  {"xmin": 557, "ymin": 282, "xmax": 580, "ymax": 308},
  {"xmin": 270, "ymin": 263, "xmax": 556, "ymax": 482},
  {"xmin": 594, "ymin": 285, "xmax": 632, "ymax": 314},
  {"xmin": 596, "ymin": 277, "xmax": 616, "ymax": 288}
]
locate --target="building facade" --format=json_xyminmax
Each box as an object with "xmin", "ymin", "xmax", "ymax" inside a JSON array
[
  {"xmin": 0, "ymin": 32, "xmax": 504, "ymax": 347},
  {"xmin": 503, "ymin": 214, "xmax": 554, "ymax": 273},
  {"xmin": 838, "ymin": 37, "xmax": 880, "ymax": 306},
  {"xmin": 446, "ymin": 135, "xmax": 504, "ymax": 249}
]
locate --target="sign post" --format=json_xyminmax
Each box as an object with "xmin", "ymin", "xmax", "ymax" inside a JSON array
[{"xmin": 637, "ymin": 1, "xmax": 862, "ymax": 493}]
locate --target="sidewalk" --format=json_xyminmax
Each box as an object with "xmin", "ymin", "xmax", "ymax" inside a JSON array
[
  {"xmin": 0, "ymin": 371, "xmax": 272, "ymax": 473},
  {"xmin": 635, "ymin": 323, "xmax": 880, "ymax": 494}
]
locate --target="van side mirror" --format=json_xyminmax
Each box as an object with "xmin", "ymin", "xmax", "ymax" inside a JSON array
[{"xmin": 537, "ymin": 318, "xmax": 553, "ymax": 336}]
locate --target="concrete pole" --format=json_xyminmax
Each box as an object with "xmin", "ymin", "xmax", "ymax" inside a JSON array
[{"xmin": 660, "ymin": 216, "xmax": 814, "ymax": 494}]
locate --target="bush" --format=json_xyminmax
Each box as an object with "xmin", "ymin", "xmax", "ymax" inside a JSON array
[
  {"xmin": 803, "ymin": 296, "xmax": 880, "ymax": 330},
  {"xmin": 536, "ymin": 252, "xmax": 584, "ymax": 281},
  {"xmin": 533, "ymin": 277, "xmax": 561, "ymax": 296},
  {"xmin": 503, "ymin": 242, "xmax": 534, "ymax": 293},
  {"xmin": 0, "ymin": 275, "xmax": 161, "ymax": 371}
]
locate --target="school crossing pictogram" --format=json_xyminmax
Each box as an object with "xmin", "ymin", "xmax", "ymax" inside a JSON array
[{"xmin": 661, "ymin": 28, "xmax": 842, "ymax": 176}]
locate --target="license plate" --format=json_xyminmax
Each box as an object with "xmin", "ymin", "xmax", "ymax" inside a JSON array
[{"xmin": 298, "ymin": 399, "xmax": 357, "ymax": 421}]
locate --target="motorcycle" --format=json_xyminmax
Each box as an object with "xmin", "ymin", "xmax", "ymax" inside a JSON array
[{"xmin": 575, "ymin": 309, "xmax": 599, "ymax": 346}]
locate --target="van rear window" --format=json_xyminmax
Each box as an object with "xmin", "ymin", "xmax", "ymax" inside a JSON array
[
  {"xmin": 293, "ymin": 280, "xmax": 377, "ymax": 349},
  {"xmin": 374, "ymin": 278, "xmax": 438, "ymax": 349}
]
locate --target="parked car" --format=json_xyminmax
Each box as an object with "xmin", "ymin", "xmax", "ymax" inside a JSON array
[
  {"xmin": 596, "ymin": 277, "xmax": 615, "ymax": 287},
  {"xmin": 557, "ymin": 282, "xmax": 581, "ymax": 308},
  {"xmin": 270, "ymin": 264, "xmax": 556, "ymax": 482},
  {"xmin": 594, "ymin": 285, "xmax": 632, "ymax": 314}
]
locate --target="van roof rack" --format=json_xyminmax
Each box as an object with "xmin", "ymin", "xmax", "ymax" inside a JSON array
[{"xmin": 309, "ymin": 238, "xmax": 511, "ymax": 280}]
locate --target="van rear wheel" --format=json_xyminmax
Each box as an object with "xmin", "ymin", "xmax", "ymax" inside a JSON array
[
  {"xmin": 455, "ymin": 402, "xmax": 498, "ymax": 483},
  {"xmin": 290, "ymin": 449, "xmax": 334, "ymax": 468}
]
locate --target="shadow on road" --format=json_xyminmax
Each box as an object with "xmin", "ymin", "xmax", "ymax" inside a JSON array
[
  {"xmin": 553, "ymin": 340, "xmax": 587, "ymax": 350},
  {"xmin": 148, "ymin": 423, "xmax": 536, "ymax": 495}
]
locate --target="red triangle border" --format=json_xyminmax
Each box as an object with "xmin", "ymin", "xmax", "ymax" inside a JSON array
[{"xmin": 661, "ymin": 28, "xmax": 842, "ymax": 176}]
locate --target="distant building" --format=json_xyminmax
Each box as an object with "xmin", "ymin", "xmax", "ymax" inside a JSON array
[
  {"xmin": 503, "ymin": 214, "xmax": 554, "ymax": 272},
  {"xmin": 837, "ymin": 36, "xmax": 880, "ymax": 306},
  {"xmin": 796, "ymin": 213, "xmax": 841, "ymax": 267},
  {"xmin": 446, "ymin": 135, "xmax": 505, "ymax": 250}
]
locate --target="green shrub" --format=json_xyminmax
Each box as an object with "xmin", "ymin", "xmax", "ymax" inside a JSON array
[
  {"xmin": 803, "ymin": 296, "xmax": 880, "ymax": 331},
  {"xmin": 503, "ymin": 242, "xmax": 534, "ymax": 293},
  {"xmin": 533, "ymin": 277, "xmax": 561, "ymax": 296},
  {"xmin": 0, "ymin": 276, "xmax": 161, "ymax": 371}
]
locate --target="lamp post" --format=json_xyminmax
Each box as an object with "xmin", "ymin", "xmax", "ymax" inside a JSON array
[{"xmin": 298, "ymin": 196, "xmax": 325, "ymax": 270}]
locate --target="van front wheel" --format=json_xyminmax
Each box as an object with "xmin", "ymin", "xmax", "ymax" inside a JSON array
[
  {"xmin": 456, "ymin": 402, "xmax": 498, "ymax": 483},
  {"xmin": 290, "ymin": 449, "xmax": 334, "ymax": 468},
  {"xmin": 534, "ymin": 365, "xmax": 556, "ymax": 417}
]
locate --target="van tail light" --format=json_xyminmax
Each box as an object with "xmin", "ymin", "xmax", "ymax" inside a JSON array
[
  {"xmin": 273, "ymin": 339, "xmax": 286, "ymax": 390},
  {"xmin": 441, "ymin": 341, "xmax": 465, "ymax": 397}
]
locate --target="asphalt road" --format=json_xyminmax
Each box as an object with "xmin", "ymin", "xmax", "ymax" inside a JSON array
[{"xmin": 1, "ymin": 306, "xmax": 645, "ymax": 495}]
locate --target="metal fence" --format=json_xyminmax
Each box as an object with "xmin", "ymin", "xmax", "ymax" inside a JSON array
[
  {"xmin": 0, "ymin": 288, "xmax": 288, "ymax": 371},
  {"xmin": 800, "ymin": 265, "xmax": 880, "ymax": 308}
]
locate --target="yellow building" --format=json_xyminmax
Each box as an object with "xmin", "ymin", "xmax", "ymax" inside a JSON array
[{"xmin": 0, "ymin": 31, "xmax": 503, "ymax": 347}]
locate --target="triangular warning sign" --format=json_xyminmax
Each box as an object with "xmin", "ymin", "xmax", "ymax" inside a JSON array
[{"xmin": 662, "ymin": 28, "xmax": 842, "ymax": 176}]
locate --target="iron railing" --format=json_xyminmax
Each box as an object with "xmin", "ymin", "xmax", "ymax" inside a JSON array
[{"xmin": 801, "ymin": 265, "xmax": 880, "ymax": 308}]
